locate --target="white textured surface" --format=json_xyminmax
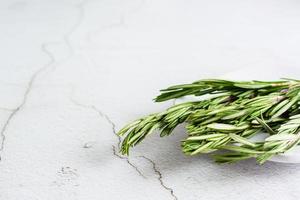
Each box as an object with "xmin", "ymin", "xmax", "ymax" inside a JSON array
[{"xmin": 1, "ymin": 0, "xmax": 300, "ymax": 199}]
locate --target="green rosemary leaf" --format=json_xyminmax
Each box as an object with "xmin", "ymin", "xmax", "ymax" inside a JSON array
[
  {"xmin": 118, "ymin": 78, "xmax": 300, "ymax": 164},
  {"xmin": 221, "ymin": 110, "xmax": 248, "ymax": 120},
  {"xmin": 213, "ymin": 153, "xmax": 254, "ymax": 164},
  {"xmin": 268, "ymin": 99, "xmax": 289, "ymax": 116},
  {"xmin": 271, "ymin": 95, "xmax": 300, "ymax": 119},
  {"xmin": 206, "ymin": 123, "xmax": 249, "ymax": 131},
  {"xmin": 220, "ymin": 145, "xmax": 263, "ymax": 154},
  {"xmin": 190, "ymin": 142, "xmax": 214, "ymax": 155},
  {"xmin": 255, "ymin": 117, "xmax": 276, "ymax": 135},
  {"xmin": 229, "ymin": 133, "xmax": 256, "ymax": 147},
  {"xmin": 186, "ymin": 134, "xmax": 226, "ymax": 141}
]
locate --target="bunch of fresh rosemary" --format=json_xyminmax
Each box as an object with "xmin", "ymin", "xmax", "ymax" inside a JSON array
[{"xmin": 118, "ymin": 79, "xmax": 300, "ymax": 164}]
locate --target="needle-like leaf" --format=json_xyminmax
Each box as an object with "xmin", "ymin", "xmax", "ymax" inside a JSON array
[{"xmin": 118, "ymin": 78, "xmax": 300, "ymax": 164}]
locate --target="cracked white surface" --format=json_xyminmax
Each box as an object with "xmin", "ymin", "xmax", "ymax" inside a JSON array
[{"xmin": 1, "ymin": 0, "xmax": 300, "ymax": 199}]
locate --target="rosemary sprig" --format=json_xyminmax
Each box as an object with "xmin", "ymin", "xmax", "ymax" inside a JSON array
[{"xmin": 118, "ymin": 79, "xmax": 300, "ymax": 164}]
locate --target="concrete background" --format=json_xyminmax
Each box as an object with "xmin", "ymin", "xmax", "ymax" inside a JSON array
[{"xmin": 1, "ymin": 0, "xmax": 300, "ymax": 199}]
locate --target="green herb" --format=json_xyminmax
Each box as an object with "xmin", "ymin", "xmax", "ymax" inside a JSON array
[{"xmin": 118, "ymin": 79, "xmax": 300, "ymax": 164}]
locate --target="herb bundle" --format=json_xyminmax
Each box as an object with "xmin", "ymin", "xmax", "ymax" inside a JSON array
[{"xmin": 118, "ymin": 79, "xmax": 300, "ymax": 164}]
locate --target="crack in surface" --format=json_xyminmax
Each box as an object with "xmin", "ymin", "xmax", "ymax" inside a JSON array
[
  {"xmin": 0, "ymin": 0, "xmax": 89, "ymax": 160},
  {"xmin": 112, "ymin": 145, "xmax": 145, "ymax": 178},
  {"xmin": 70, "ymin": 98, "xmax": 122, "ymax": 148},
  {"xmin": 70, "ymin": 98, "xmax": 145, "ymax": 178},
  {"xmin": 0, "ymin": 44, "xmax": 55, "ymax": 160},
  {"xmin": 14, "ymin": 0, "xmax": 177, "ymax": 194},
  {"xmin": 64, "ymin": 0, "xmax": 88, "ymax": 55},
  {"xmin": 90, "ymin": 105, "xmax": 121, "ymax": 149},
  {"xmin": 141, "ymin": 156, "xmax": 178, "ymax": 200},
  {"xmin": 86, "ymin": 0, "xmax": 145, "ymax": 43},
  {"xmin": 86, "ymin": 15, "xmax": 125, "ymax": 43}
]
